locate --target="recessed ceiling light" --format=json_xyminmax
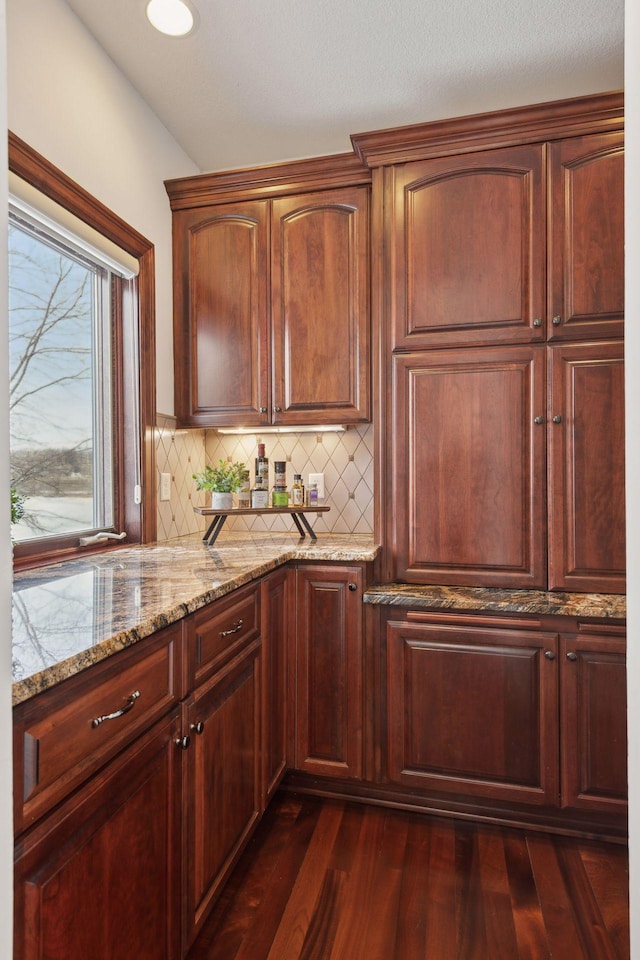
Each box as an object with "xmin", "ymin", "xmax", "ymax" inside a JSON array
[{"xmin": 146, "ymin": 0, "xmax": 197, "ymax": 37}]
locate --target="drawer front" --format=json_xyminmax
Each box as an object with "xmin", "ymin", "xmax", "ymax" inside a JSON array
[
  {"xmin": 190, "ymin": 583, "xmax": 261, "ymax": 687},
  {"xmin": 14, "ymin": 622, "xmax": 183, "ymax": 834}
]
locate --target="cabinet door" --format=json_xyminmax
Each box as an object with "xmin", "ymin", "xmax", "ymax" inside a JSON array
[
  {"xmin": 271, "ymin": 187, "xmax": 370, "ymax": 424},
  {"xmin": 548, "ymin": 132, "xmax": 624, "ymax": 341},
  {"xmin": 261, "ymin": 567, "xmax": 289, "ymax": 804},
  {"xmin": 14, "ymin": 712, "xmax": 182, "ymax": 960},
  {"xmin": 173, "ymin": 201, "xmax": 269, "ymax": 427},
  {"xmin": 548, "ymin": 341, "xmax": 625, "ymax": 592},
  {"xmin": 392, "ymin": 346, "xmax": 546, "ymax": 587},
  {"xmin": 560, "ymin": 630, "xmax": 627, "ymax": 814},
  {"xmin": 295, "ymin": 565, "xmax": 363, "ymax": 779},
  {"xmin": 386, "ymin": 145, "xmax": 545, "ymax": 349},
  {"xmin": 387, "ymin": 620, "xmax": 558, "ymax": 805},
  {"xmin": 183, "ymin": 639, "xmax": 261, "ymax": 949}
]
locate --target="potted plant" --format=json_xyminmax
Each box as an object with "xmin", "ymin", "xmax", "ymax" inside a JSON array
[{"xmin": 192, "ymin": 459, "xmax": 246, "ymax": 510}]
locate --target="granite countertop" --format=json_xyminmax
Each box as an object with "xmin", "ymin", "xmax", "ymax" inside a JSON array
[
  {"xmin": 12, "ymin": 532, "xmax": 379, "ymax": 706},
  {"xmin": 364, "ymin": 582, "xmax": 627, "ymax": 619}
]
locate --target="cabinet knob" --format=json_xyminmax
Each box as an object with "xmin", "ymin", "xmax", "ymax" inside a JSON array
[
  {"xmin": 259, "ymin": 406, "xmax": 267, "ymax": 414},
  {"xmin": 552, "ymin": 315, "xmax": 563, "ymax": 325},
  {"xmin": 552, "ymin": 415, "xmax": 563, "ymax": 424},
  {"xmin": 534, "ymin": 416, "xmax": 545, "ymax": 425},
  {"xmin": 544, "ymin": 650, "xmax": 556, "ymax": 660},
  {"xmin": 566, "ymin": 651, "xmax": 578, "ymax": 661},
  {"xmin": 175, "ymin": 735, "xmax": 191, "ymax": 750},
  {"xmin": 533, "ymin": 318, "xmax": 543, "ymax": 327},
  {"xmin": 190, "ymin": 721, "xmax": 205, "ymax": 735},
  {"xmin": 348, "ymin": 582, "xmax": 358, "ymax": 591},
  {"xmin": 273, "ymin": 405, "xmax": 282, "ymax": 413}
]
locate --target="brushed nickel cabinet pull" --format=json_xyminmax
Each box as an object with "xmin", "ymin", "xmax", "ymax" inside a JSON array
[
  {"xmin": 220, "ymin": 618, "xmax": 244, "ymax": 637},
  {"xmin": 92, "ymin": 690, "xmax": 140, "ymax": 728},
  {"xmin": 533, "ymin": 318, "xmax": 543, "ymax": 327},
  {"xmin": 552, "ymin": 315, "xmax": 562, "ymax": 325},
  {"xmin": 552, "ymin": 415, "xmax": 563, "ymax": 424},
  {"xmin": 534, "ymin": 416, "xmax": 545, "ymax": 425},
  {"xmin": 544, "ymin": 650, "xmax": 556, "ymax": 660},
  {"xmin": 566, "ymin": 651, "xmax": 578, "ymax": 661}
]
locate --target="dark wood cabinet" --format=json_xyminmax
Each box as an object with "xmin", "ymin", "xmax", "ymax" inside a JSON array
[
  {"xmin": 182, "ymin": 638, "xmax": 262, "ymax": 950},
  {"xmin": 548, "ymin": 133, "xmax": 624, "ymax": 342},
  {"xmin": 171, "ymin": 183, "xmax": 370, "ymax": 428},
  {"xmin": 560, "ymin": 627, "xmax": 627, "ymax": 814},
  {"xmin": 386, "ymin": 617, "xmax": 559, "ymax": 805},
  {"xmin": 386, "ymin": 144, "xmax": 546, "ymax": 349},
  {"xmin": 391, "ymin": 345, "xmax": 546, "ymax": 587},
  {"xmin": 548, "ymin": 340, "xmax": 625, "ymax": 592},
  {"xmin": 293, "ymin": 564, "xmax": 364, "ymax": 779},
  {"xmin": 14, "ymin": 711, "xmax": 182, "ymax": 960},
  {"xmin": 261, "ymin": 567, "xmax": 289, "ymax": 803}
]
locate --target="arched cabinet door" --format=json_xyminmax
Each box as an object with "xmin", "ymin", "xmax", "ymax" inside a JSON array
[
  {"xmin": 271, "ymin": 187, "xmax": 370, "ymax": 424},
  {"xmin": 173, "ymin": 201, "xmax": 270, "ymax": 428},
  {"xmin": 548, "ymin": 132, "xmax": 624, "ymax": 342},
  {"xmin": 386, "ymin": 144, "xmax": 545, "ymax": 349}
]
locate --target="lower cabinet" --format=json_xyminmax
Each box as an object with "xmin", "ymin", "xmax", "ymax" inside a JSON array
[
  {"xmin": 182, "ymin": 638, "xmax": 262, "ymax": 951},
  {"xmin": 384, "ymin": 611, "xmax": 627, "ymax": 822},
  {"xmin": 261, "ymin": 567, "xmax": 289, "ymax": 804},
  {"xmin": 293, "ymin": 564, "xmax": 364, "ymax": 779},
  {"xmin": 387, "ymin": 617, "xmax": 559, "ymax": 805},
  {"xmin": 14, "ymin": 711, "xmax": 183, "ymax": 960}
]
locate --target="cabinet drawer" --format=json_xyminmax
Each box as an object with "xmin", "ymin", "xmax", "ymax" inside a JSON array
[
  {"xmin": 14, "ymin": 622, "xmax": 183, "ymax": 834},
  {"xmin": 189, "ymin": 582, "xmax": 261, "ymax": 688}
]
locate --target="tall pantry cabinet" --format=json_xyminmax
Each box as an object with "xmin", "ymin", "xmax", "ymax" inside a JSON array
[{"xmin": 353, "ymin": 93, "xmax": 625, "ymax": 592}]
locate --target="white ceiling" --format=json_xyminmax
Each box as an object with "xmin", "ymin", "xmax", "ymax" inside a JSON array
[{"xmin": 64, "ymin": 0, "xmax": 624, "ymax": 173}]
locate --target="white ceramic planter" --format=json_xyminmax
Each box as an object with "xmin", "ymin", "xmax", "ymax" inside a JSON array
[{"xmin": 211, "ymin": 491, "xmax": 233, "ymax": 510}]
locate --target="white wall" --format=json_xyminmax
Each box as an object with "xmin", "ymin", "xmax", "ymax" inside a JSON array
[
  {"xmin": 6, "ymin": 0, "xmax": 199, "ymax": 415},
  {"xmin": 0, "ymin": 0, "xmax": 13, "ymax": 951},
  {"xmin": 625, "ymin": 4, "xmax": 640, "ymax": 954}
]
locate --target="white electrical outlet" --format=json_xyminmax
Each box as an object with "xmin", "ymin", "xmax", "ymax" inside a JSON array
[
  {"xmin": 159, "ymin": 472, "xmax": 172, "ymax": 502},
  {"xmin": 308, "ymin": 472, "xmax": 325, "ymax": 499}
]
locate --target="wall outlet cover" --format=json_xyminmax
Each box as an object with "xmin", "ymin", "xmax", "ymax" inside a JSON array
[{"xmin": 159, "ymin": 472, "xmax": 172, "ymax": 501}]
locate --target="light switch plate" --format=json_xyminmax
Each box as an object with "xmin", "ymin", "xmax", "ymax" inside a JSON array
[
  {"xmin": 308, "ymin": 472, "xmax": 325, "ymax": 499},
  {"xmin": 159, "ymin": 472, "xmax": 172, "ymax": 501}
]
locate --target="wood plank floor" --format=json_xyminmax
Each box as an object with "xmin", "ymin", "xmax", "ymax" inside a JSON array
[{"xmin": 187, "ymin": 793, "xmax": 630, "ymax": 960}]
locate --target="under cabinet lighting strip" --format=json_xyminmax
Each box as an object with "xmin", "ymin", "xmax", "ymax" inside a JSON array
[{"xmin": 216, "ymin": 425, "xmax": 347, "ymax": 435}]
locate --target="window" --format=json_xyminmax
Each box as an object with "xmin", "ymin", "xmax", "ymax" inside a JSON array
[{"xmin": 9, "ymin": 133, "xmax": 157, "ymax": 565}]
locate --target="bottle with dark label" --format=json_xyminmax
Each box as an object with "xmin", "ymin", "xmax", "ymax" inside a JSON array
[{"xmin": 257, "ymin": 443, "xmax": 269, "ymax": 489}]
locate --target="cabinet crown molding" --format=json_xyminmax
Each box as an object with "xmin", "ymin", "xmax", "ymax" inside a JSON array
[
  {"xmin": 165, "ymin": 151, "xmax": 371, "ymax": 210},
  {"xmin": 351, "ymin": 90, "xmax": 624, "ymax": 167}
]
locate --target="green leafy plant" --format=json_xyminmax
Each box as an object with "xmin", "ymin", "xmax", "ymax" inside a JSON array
[
  {"xmin": 11, "ymin": 486, "xmax": 25, "ymax": 526},
  {"xmin": 192, "ymin": 460, "xmax": 246, "ymax": 493}
]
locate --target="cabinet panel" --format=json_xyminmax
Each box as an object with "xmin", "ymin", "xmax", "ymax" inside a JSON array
[
  {"xmin": 271, "ymin": 187, "xmax": 370, "ymax": 423},
  {"xmin": 388, "ymin": 145, "xmax": 545, "ymax": 349},
  {"xmin": 14, "ymin": 712, "xmax": 182, "ymax": 960},
  {"xmin": 548, "ymin": 133, "xmax": 624, "ymax": 341},
  {"xmin": 183, "ymin": 640, "xmax": 261, "ymax": 948},
  {"xmin": 261, "ymin": 567, "xmax": 289, "ymax": 803},
  {"xmin": 188, "ymin": 580, "xmax": 261, "ymax": 689},
  {"xmin": 173, "ymin": 201, "xmax": 269, "ymax": 427},
  {"xmin": 560, "ymin": 632, "xmax": 627, "ymax": 814},
  {"xmin": 548, "ymin": 341, "xmax": 625, "ymax": 592},
  {"xmin": 295, "ymin": 565, "xmax": 363, "ymax": 779},
  {"xmin": 387, "ymin": 621, "xmax": 558, "ymax": 805},
  {"xmin": 392, "ymin": 346, "xmax": 546, "ymax": 586}
]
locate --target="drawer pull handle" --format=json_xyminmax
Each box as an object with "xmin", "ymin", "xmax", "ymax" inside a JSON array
[
  {"xmin": 92, "ymin": 690, "xmax": 141, "ymax": 728},
  {"xmin": 220, "ymin": 619, "xmax": 244, "ymax": 637}
]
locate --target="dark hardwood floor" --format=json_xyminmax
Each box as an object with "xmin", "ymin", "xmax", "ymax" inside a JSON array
[{"xmin": 186, "ymin": 793, "xmax": 629, "ymax": 960}]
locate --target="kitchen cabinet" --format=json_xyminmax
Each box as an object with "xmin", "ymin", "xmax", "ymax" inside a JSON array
[
  {"xmin": 14, "ymin": 711, "xmax": 183, "ymax": 960},
  {"xmin": 261, "ymin": 566, "xmax": 290, "ymax": 804},
  {"xmin": 391, "ymin": 344, "xmax": 546, "ymax": 587},
  {"xmin": 293, "ymin": 564, "xmax": 364, "ymax": 779},
  {"xmin": 170, "ymin": 185, "xmax": 370, "ymax": 428},
  {"xmin": 384, "ymin": 132, "xmax": 623, "ymax": 351},
  {"xmin": 560, "ymin": 626, "xmax": 627, "ymax": 814},
  {"xmin": 384, "ymin": 610, "xmax": 627, "ymax": 821},
  {"xmin": 548, "ymin": 340, "xmax": 625, "ymax": 592},
  {"xmin": 386, "ymin": 616, "xmax": 559, "ymax": 806}
]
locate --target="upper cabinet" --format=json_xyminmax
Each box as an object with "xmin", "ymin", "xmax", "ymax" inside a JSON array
[
  {"xmin": 167, "ymin": 157, "xmax": 371, "ymax": 428},
  {"xmin": 383, "ymin": 132, "xmax": 623, "ymax": 351}
]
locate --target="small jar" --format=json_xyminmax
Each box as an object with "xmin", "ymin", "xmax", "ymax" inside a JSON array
[
  {"xmin": 306, "ymin": 481, "xmax": 318, "ymax": 507},
  {"xmin": 237, "ymin": 470, "xmax": 250, "ymax": 508}
]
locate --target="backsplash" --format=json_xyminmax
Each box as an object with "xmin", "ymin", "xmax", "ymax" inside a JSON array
[{"xmin": 155, "ymin": 422, "xmax": 374, "ymax": 541}]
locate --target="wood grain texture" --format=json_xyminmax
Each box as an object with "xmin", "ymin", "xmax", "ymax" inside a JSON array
[{"xmin": 186, "ymin": 793, "xmax": 629, "ymax": 960}]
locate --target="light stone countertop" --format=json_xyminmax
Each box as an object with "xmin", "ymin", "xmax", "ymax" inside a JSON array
[{"xmin": 12, "ymin": 532, "xmax": 379, "ymax": 706}]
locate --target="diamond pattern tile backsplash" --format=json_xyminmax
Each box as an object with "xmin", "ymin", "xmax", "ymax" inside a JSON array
[{"xmin": 155, "ymin": 422, "xmax": 374, "ymax": 540}]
